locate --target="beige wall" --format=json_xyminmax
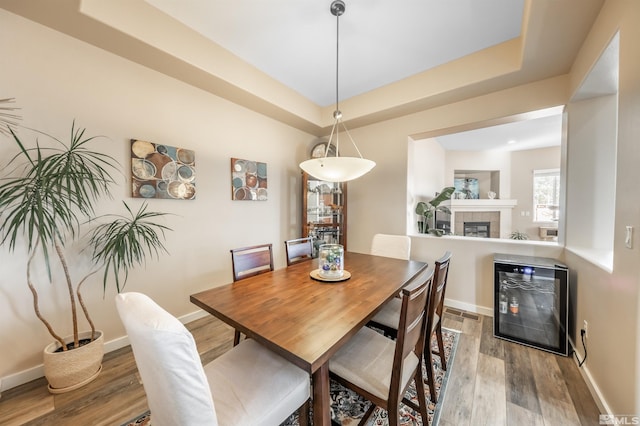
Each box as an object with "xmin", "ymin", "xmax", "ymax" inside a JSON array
[
  {"xmin": 562, "ymin": 0, "xmax": 640, "ymax": 414},
  {"xmin": 344, "ymin": 1, "xmax": 639, "ymax": 414},
  {"xmin": 0, "ymin": 10, "xmax": 312, "ymax": 387},
  {"xmin": 2, "ymin": 0, "xmax": 639, "ymax": 416}
]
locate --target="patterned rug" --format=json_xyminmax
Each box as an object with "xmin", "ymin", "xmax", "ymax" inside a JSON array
[{"xmin": 122, "ymin": 328, "xmax": 460, "ymax": 426}]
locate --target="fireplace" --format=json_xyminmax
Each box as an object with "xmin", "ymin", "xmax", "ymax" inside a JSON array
[
  {"xmin": 464, "ymin": 221, "xmax": 491, "ymax": 238},
  {"xmin": 448, "ymin": 199, "xmax": 516, "ymax": 238}
]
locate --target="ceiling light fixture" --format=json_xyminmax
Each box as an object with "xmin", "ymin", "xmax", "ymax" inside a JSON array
[{"xmin": 299, "ymin": 0, "xmax": 375, "ymax": 183}]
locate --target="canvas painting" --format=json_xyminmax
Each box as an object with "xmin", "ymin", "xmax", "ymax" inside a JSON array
[
  {"xmin": 231, "ymin": 158, "xmax": 267, "ymax": 201},
  {"xmin": 131, "ymin": 139, "xmax": 196, "ymax": 200},
  {"xmin": 453, "ymin": 177, "xmax": 479, "ymax": 199}
]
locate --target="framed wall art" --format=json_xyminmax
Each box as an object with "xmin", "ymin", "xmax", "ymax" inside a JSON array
[
  {"xmin": 131, "ymin": 139, "xmax": 196, "ymax": 200},
  {"xmin": 231, "ymin": 158, "xmax": 267, "ymax": 201}
]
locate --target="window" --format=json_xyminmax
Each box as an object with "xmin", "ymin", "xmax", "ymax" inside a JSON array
[{"xmin": 533, "ymin": 169, "xmax": 560, "ymax": 222}]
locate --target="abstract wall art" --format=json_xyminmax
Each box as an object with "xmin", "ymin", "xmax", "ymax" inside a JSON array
[
  {"xmin": 231, "ymin": 158, "xmax": 267, "ymax": 201},
  {"xmin": 131, "ymin": 139, "xmax": 196, "ymax": 200}
]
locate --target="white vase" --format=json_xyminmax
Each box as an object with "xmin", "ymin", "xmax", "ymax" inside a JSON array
[{"xmin": 43, "ymin": 330, "xmax": 104, "ymax": 394}]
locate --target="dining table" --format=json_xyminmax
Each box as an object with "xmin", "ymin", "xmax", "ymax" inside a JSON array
[{"xmin": 190, "ymin": 251, "xmax": 428, "ymax": 425}]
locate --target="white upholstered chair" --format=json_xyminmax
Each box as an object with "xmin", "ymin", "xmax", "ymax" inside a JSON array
[
  {"xmin": 370, "ymin": 233, "xmax": 411, "ymax": 260},
  {"xmin": 329, "ymin": 267, "xmax": 433, "ymax": 425},
  {"xmin": 115, "ymin": 292, "xmax": 310, "ymax": 426}
]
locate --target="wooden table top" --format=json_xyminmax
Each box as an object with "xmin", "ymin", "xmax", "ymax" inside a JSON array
[{"xmin": 190, "ymin": 251, "xmax": 428, "ymax": 373}]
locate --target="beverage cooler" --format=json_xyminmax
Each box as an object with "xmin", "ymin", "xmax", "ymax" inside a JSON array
[{"xmin": 493, "ymin": 254, "xmax": 569, "ymax": 356}]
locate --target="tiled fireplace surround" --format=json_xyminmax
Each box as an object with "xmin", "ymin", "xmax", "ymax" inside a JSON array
[
  {"xmin": 447, "ymin": 199, "xmax": 517, "ymax": 238},
  {"xmin": 455, "ymin": 212, "xmax": 501, "ymax": 238}
]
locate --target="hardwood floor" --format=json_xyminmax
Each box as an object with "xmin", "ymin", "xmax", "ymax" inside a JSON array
[{"xmin": 0, "ymin": 308, "xmax": 601, "ymax": 425}]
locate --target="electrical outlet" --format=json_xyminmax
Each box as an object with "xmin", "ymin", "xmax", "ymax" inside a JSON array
[{"xmin": 583, "ymin": 320, "xmax": 588, "ymax": 339}]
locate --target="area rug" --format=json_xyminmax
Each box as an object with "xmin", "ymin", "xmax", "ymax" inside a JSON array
[{"xmin": 121, "ymin": 328, "xmax": 460, "ymax": 426}]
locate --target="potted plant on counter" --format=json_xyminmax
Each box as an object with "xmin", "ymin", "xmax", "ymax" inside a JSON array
[
  {"xmin": 0, "ymin": 122, "xmax": 171, "ymax": 393},
  {"xmin": 415, "ymin": 187, "xmax": 455, "ymax": 236}
]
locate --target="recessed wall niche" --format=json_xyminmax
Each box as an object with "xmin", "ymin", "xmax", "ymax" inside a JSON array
[{"xmin": 453, "ymin": 170, "xmax": 500, "ymax": 199}]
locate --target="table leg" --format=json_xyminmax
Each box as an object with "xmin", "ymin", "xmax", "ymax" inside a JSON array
[{"xmin": 312, "ymin": 363, "xmax": 331, "ymax": 426}]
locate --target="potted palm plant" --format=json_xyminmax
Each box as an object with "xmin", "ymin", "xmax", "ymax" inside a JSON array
[
  {"xmin": 0, "ymin": 121, "xmax": 171, "ymax": 393},
  {"xmin": 415, "ymin": 186, "xmax": 455, "ymax": 235}
]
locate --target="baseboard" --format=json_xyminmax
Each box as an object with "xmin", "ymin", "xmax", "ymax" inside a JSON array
[
  {"xmin": 0, "ymin": 308, "xmax": 210, "ymax": 393},
  {"xmin": 569, "ymin": 338, "xmax": 610, "ymax": 416},
  {"xmin": 444, "ymin": 298, "xmax": 493, "ymax": 317},
  {"xmin": 1, "ymin": 365, "xmax": 44, "ymax": 393}
]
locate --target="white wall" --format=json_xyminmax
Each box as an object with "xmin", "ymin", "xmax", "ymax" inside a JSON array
[
  {"xmin": 0, "ymin": 10, "xmax": 312, "ymax": 388},
  {"xmin": 566, "ymin": 94, "xmax": 617, "ymax": 252},
  {"xmin": 510, "ymin": 146, "xmax": 562, "ymax": 238},
  {"xmin": 445, "ymin": 150, "xmax": 512, "ymax": 199}
]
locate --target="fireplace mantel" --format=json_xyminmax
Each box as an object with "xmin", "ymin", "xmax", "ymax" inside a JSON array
[
  {"xmin": 449, "ymin": 199, "xmax": 518, "ymax": 210},
  {"xmin": 447, "ymin": 199, "xmax": 517, "ymax": 238}
]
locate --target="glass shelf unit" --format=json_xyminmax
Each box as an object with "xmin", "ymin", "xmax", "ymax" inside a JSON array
[{"xmin": 302, "ymin": 172, "xmax": 347, "ymax": 255}]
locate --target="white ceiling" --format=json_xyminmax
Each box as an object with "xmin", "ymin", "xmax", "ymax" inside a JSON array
[
  {"xmin": 435, "ymin": 106, "xmax": 564, "ymax": 152},
  {"xmin": 146, "ymin": 0, "xmax": 525, "ymax": 107}
]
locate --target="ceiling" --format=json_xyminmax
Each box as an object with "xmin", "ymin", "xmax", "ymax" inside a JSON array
[
  {"xmin": 146, "ymin": 0, "xmax": 525, "ymax": 107},
  {"xmin": 434, "ymin": 106, "xmax": 563, "ymax": 152},
  {"xmin": 0, "ymin": 0, "xmax": 604, "ymax": 136}
]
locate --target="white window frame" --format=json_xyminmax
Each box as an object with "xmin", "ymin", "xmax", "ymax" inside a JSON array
[{"xmin": 533, "ymin": 168, "xmax": 560, "ymax": 223}]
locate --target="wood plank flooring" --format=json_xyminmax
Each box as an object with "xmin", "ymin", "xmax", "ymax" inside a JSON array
[{"xmin": 0, "ymin": 309, "xmax": 601, "ymax": 425}]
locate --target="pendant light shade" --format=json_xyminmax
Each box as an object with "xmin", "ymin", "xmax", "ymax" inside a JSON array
[
  {"xmin": 300, "ymin": 156, "xmax": 376, "ymax": 183},
  {"xmin": 299, "ymin": 0, "xmax": 375, "ymax": 183}
]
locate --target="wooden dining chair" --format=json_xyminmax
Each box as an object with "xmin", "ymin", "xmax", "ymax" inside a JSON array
[
  {"xmin": 329, "ymin": 267, "xmax": 434, "ymax": 426},
  {"xmin": 423, "ymin": 251, "xmax": 452, "ymax": 402},
  {"xmin": 284, "ymin": 237, "xmax": 313, "ymax": 266},
  {"xmin": 115, "ymin": 292, "xmax": 310, "ymax": 426},
  {"xmin": 370, "ymin": 233, "xmax": 411, "ymax": 260},
  {"xmin": 368, "ymin": 251, "xmax": 452, "ymax": 403},
  {"xmin": 230, "ymin": 244, "xmax": 274, "ymax": 345}
]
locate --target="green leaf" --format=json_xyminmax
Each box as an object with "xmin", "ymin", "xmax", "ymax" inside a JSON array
[
  {"xmin": 89, "ymin": 201, "xmax": 172, "ymax": 293},
  {"xmin": 430, "ymin": 187, "xmax": 455, "ymax": 207}
]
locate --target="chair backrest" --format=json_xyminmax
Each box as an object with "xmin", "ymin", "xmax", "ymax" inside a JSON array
[
  {"xmin": 390, "ymin": 266, "xmax": 433, "ymax": 397},
  {"xmin": 284, "ymin": 237, "xmax": 313, "ymax": 266},
  {"xmin": 230, "ymin": 243, "xmax": 274, "ymax": 281},
  {"xmin": 428, "ymin": 251, "xmax": 452, "ymax": 329},
  {"xmin": 115, "ymin": 292, "xmax": 219, "ymax": 426},
  {"xmin": 370, "ymin": 234, "xmax": 411, "ymax": 260}
]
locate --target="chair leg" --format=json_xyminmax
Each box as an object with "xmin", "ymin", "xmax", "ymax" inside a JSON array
[
  {"xmin": 424, "ymin": 337, "xmax": 438, "ymax": 403},
  {"xmin": 298, "ymin": 399, "xmax": 310, "ymax": 426},
  {"xmin": 413, "ymin": 368, "xmax": 430, "ymax": 425},
  {"xmin": 387, "ymin": 405, "xmax": 399, "ymax": 426},
  {"xmin": 357, "ymin": 404, "xmax": 376, "ymax": 426},
  {"xmin": 233, "ymin": 330, "xmax": 241, "ymax": 346},
  {"xmin": 434, "ymin": 323, "xmax": 447, "ymax": 371}
]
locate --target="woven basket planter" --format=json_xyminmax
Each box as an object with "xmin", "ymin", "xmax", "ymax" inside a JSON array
[{"xmin": 43, "ymin": 330, "xmax": 104, "ymax": 394}]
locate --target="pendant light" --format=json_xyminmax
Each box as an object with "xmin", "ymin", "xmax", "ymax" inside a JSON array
[{"xmin": 299, "ymin": 0, "xmax": 375, "ymax": 183}]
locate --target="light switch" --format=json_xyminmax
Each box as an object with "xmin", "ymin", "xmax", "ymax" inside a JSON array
[{"xmin": 625, "ymin": 226, "xmax": 633, "ymax": 249}]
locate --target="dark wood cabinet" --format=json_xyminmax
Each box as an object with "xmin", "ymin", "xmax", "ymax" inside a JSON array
[{"xmin": 301, "ymin": 172, "xmax": 347, "ymax": 253}]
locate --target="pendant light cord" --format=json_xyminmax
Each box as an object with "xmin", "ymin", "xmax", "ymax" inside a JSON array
[
  {"xmin": 327, "ymin": 0, "xmax": 367, "ymax": 160},
  {"xmin": 335, "ymin": 10, "xmax": 340, "ymax": 116},
  {"xmin": 333, "ymin": 8, "xmax": 341, "ymax": 155}
]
